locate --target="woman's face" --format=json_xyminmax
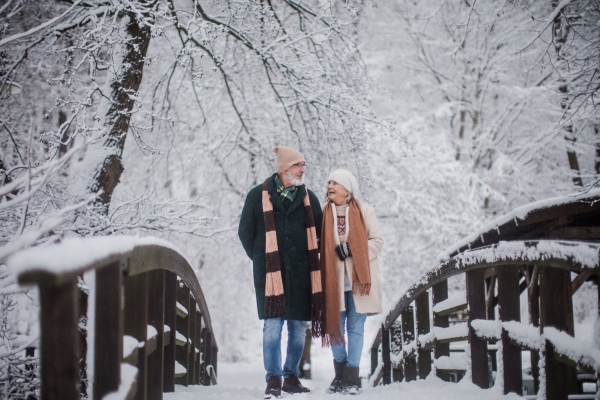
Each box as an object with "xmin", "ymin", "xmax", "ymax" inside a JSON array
[{"xmin": 327, "ymin": 180, "xmax": 348, "ymax": 206}]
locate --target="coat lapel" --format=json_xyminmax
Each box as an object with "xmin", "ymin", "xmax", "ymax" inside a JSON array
[
  {"xmin": 268, "ymin": 174, "xmax": 287, "ymax": 215},
  {"xmin": 285, "ymin": 185, "xmax": 307, "ymax": 215}
]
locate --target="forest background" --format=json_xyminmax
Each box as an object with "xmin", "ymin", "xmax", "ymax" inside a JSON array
[{"xmin": 0, "ymin": 0, "xmax": 599, "ymax": 397}]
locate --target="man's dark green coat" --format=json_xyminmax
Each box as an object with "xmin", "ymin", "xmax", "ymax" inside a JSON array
[{"xmin": 238, "ymin": 174, "xmax": 323, "ymax": 321}]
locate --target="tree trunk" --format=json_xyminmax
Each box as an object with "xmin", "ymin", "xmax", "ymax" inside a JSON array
[
  {"xmin": 553, "ymin": 0, "xmax": 583, "ymax": 187},
  {"xmin": 79, "ymin": 9, "xmax": 152, "ymax": 210}
]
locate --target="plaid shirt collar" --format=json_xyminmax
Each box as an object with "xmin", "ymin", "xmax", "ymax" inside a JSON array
[{"xmin": 274, "ymin": 174, "xmax": 298, "ymax": 206}]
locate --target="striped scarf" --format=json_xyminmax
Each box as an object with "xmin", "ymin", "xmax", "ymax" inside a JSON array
[{"xmin": 261, "ymin": 178, "xmax": 324, "ymax": 334}]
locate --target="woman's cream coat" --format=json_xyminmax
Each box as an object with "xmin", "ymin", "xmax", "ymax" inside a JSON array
[{"xmin": 328, "ymin": 201, "xmax": 384, "ymax": 315}]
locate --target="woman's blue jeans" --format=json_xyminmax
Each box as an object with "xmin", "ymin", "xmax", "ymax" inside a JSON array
[
  {"xmin": 331, "ymin": 291, "xmax": 367, "ymax": 367},
  {"xmin": 263, "ymin": 317, "xmax": 307, "ymax": 382}
]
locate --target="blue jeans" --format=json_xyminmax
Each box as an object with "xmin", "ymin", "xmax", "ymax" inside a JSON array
[
  {"xmin": 263, "ymin": 317, "xmax": 307, "ymax": 381},
  {"xmin": 331, "ymin": 291, "xmax": 367, "ymax": 368}
]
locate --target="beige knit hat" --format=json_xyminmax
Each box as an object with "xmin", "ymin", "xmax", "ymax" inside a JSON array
[{"xmin": 273, "ymin": 146, "xmax": 305, "ymax": 174}]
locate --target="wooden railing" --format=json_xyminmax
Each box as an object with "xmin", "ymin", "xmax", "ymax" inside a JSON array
[
  {"xmin": 369, "ymin": 240, "xmax": 599, "ymax": 399},
  {"xmin": 11, "ymin": 237, "xmax": 217, "ymax": 400}
]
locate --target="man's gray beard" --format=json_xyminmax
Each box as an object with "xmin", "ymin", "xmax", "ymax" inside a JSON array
[{"xmin": 285, "ymin": 170, "xmax": 304, "ymax": 186}]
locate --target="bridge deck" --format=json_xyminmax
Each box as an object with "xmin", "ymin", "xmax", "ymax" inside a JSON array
[{"xmin": 165, "ymin": 354, "xmax": 524, "ymax": 400}]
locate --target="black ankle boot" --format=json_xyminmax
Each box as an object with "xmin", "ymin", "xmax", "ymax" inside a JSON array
[
  {"xmin": 343, "ymin": 366, "xmax": 360, "ymax": 395},
  {"xmin": 328, "ymin": 360, "xmax": 346, "ymax": 393}
]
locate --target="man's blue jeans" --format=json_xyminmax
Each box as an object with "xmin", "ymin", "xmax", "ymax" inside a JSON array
[
  {"xmin": 331, "ymin": 291, "xmax": 367, "ymax": 367},
  {"xmin": 263, "ymin": 317, "xmax": 307, "ymax": 381}
]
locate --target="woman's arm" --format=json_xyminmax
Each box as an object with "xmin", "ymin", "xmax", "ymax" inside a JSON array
[{"xmin": 363, "ymin": 204, "xmax": 384, "ymax": 260}]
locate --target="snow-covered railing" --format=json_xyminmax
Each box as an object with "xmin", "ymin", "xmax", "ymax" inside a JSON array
[
  {"xmin": 370, "ymin": 239, "xmax": 600, "ymax": 400},
  {"xmin": 9, "ymin": 236, "xmax": 218, "ymax": 400}
]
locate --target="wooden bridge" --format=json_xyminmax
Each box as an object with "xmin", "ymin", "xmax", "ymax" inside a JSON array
[
  {"xmin": 10, "ymin": 236, "xmax": 217, "ymax": 400},
  {"xmin": 369, "ymin": 190, "xmax": 600, "ymax": 399}
]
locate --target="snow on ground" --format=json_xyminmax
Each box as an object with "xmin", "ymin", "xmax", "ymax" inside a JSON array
[{"xmin": 165, "ymin": 351, "xmax": 522, "ymax": 400}]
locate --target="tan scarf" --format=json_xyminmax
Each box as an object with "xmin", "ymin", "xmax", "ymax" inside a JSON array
[
  {"xmin": 262, "ymin": 178, "xmax": 324, "ymax": 333},
  {"xmin": 319, "ymin": 198, "xmax": 370, "ymax": 347}
]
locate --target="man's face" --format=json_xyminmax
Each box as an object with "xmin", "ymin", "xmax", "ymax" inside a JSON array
[{"xmin": 284, "ymin": 162, "xmax": 306, "ymax": 186}]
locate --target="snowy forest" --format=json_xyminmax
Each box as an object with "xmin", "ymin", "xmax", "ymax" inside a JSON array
[{"xmin": 0, "ymin": 0, "xmax": 599, "ymax": 398}]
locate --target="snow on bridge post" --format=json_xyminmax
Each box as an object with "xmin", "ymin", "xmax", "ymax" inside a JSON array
[
  {"xmin": 466, "ymin": 269, "xmax": 488, "ymax": 389},
  {"xmin": 432, "ymin": 280, "xmax": 450, "ymax": 381},
  {"xmin": 497, "ymin": 265, "xmax": 522, "ymax": 395}
]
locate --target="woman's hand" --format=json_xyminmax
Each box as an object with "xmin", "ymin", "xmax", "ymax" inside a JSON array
[{"xmin": 336, "ymin": 243, "xmax": 352, "ymax": 260}]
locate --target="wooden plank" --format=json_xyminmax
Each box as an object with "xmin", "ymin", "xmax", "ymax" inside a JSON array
[
  {"xmin": 415, "ymin": 292, "xmax": 431, "ymax": 380},
  {"xmin": 401, "ymin": 306, "xmax": 417, "ymax": 382},
  {"xmin": 124, "ymin": 273, "xmax": 149, "ymax": 400},
  {"xmin": 370, "ymin": 329, "xmax": 381, "ymax": 377},
  {"xmin": 94, "ymin": 261, "xmax": 123, "ymax": 400},
  {"xmin": 498, "ymin": 266, "xmax": 522, "ymax": 395},
  {"xmin": 467, "ymin": 269, "xmax": 488, "ymax": 389},
  {"xmin": 39, "ymin": 277, "xmax": 79, "ymax": 400},
  {"xmin": 163, "ymin": 271, "xmax": 177, "ymax": 393},
  {"xmin": 381, "ymin": 325, "xmax": 391, "ymax": 385},
  {"xmin": 147, "ymin": 270, "xmax": 165, "ymax": 400},
  {"xmin": 540, "ymin": 267, "xmax": 571, "ymax": 400},
  {"xmin": 432, "ymin": 280, "xmax": 450, "ymax": 381},
  {"xmin": 572, "ymin": 270, "xmax": 593, "ymax": 294},
  {"xmin": 175, "ymin": 282, "xmax": 190, "ymax": 386}
]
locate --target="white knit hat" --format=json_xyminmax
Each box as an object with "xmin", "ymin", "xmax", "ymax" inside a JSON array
[{"xmin": 328, "ymin": 169, "xmax": 360, "ymax": 199}]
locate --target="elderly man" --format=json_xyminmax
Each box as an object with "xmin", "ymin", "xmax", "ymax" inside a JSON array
[{"xmin": 238, "ymin": 146, "xmax": 323, "ymax": 399}]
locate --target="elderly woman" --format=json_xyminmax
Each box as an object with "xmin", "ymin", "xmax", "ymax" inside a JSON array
[{"xmin": 319, "ymin": 169, "xmax": 384, "ymax": 395}]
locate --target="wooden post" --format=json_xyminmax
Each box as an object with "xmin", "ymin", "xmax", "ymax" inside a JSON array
[
  {"xmin": 95, "ymin": 261, "xmax": 123, "ymax": 400},
  {"xmin": 188, "ymin": 297, "xmax": 197, "ymax": 385},
  {"xmin": 415, "ymin": 292, "xmax": 431, "ymax": 379},
  {"xmin": 432, "ymin": 280, "xmax": 450, "ymax": 381},
  {"xmin": 527, "ymin": 266, "xmax": 540, "ymax": 394},
  {"xmin": 497, "ymin": 266, "xmax": 522, "ymax": 395},
  {"xmin": 467, "ymin": 269, "xmax": 488, "ymax": 389},
  {"xmin": 390, "ymin": 320, "xmax": 404, "ymax": 382},
  {"xmin": 175, "ymin": 282, "xmax": 190, "ymax": 386},
  {"xmin": 540, "ymin": 267, "xmax": 572, "ymax": 400},
  {"xmin": 39, "ymin": 277, "xmax": 79, "ymax": 400},
  {"xmin": 194, "ymin": 311, "xmax": 202, "ymax": 384},
  {"xmin": 381, "ymin": 324, "xmax": 391, "ymax": 385},
  {"xmin": 299, "ymin": 326, "xmax": 312, "ymax": 379},
  {"xmin": 125, "ymin": 273, "xmax": 149, "ymax": 400},
  {"xmin": 163, "ymin": 271, "xmax": 177, "ymax": 392},
  {"xmin": 147, "ymin": 270, "xmax": 165, "ymax": 400},
  {"xmin": 202, "ymin": 329, "xmax": 213, "ymax": 385},
  {"xmin": 401, "ymin": 306, "xmax": 417, "ymax": 382}
]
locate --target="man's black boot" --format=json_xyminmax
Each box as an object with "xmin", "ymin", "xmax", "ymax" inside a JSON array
[
  {"xmin": 282, "ymin": 375, "xmax": 311, "ymax": 394},
  {"xmin": 265, "ymin": 376, "xmax": 282, "ymax": 399}
]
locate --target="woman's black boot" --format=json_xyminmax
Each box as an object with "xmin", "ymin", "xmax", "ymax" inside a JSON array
[
  {"xmin": 342, "ymin": 366, "xmax": 360, "ymax": 395},
  {"xmin": 328, "ymin": 360, "xmax": 346, "ymax": 393}
]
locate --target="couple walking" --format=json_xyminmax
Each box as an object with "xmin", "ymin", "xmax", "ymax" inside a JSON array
[{"xmin": 238, "ymin": 147, "xmax": 384, "ymax": 398}]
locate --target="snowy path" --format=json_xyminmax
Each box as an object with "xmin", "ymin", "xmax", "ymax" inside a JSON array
[{"xmin": 164, "ymin": 357, "xmax": 523, "ymax": 400}]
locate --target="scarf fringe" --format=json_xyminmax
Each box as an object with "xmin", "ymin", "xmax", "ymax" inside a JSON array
[
  {"xmin": 321, "ymin": 332, "xmax": 345, "ymax": 348},
  {"xmin": 264, "ymin": 294, "xmax": 286, "ymax": 318},
  {"xmin": 311, "ymin": 292, "xmax": 324, "ymax": 338},
  {"xmin": 352, "ymin": 282, "xmax": 371, "ymax": 296}
]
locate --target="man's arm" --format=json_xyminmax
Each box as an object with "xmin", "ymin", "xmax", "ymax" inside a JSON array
[
  {"xmin": 308, "ymin": 190, "xmax": 323, "ymax": 246},
  {"xmin": 238, "ymin": 190, "xmax": 257, "ymax": 260}
]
